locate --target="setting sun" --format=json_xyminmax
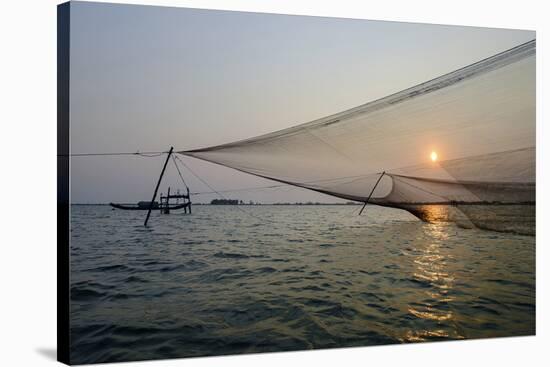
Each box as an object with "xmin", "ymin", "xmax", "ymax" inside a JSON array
[{"xmin": 431, "ymin": 151, "xmax": 438, "ymax": 162}]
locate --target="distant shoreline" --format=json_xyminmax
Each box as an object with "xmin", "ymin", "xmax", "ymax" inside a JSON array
[{"xmin": 71, "ymin": 203, "xmax": 361, "ymax": 206}]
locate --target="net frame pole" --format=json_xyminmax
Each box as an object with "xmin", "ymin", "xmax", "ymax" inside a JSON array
[
  {"xmin": 144, "ymin": 147, "xmax": 173, "ymax": 226},
  {"xmin": 359, "ymin": 171, "xmax": 385, "ymax": 216}
]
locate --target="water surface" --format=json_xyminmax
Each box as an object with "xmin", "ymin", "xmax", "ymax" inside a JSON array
[{"xmin": 70, "ymin": 205, "xmax": 535, "ymax": 364}]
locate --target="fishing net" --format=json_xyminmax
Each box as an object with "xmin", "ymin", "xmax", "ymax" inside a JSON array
[{"xmin": 180, "ymin": 40, "xmax": 535, "ymax": 235}]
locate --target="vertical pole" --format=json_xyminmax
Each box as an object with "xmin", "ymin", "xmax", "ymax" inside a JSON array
[
  {"xmin": 359, "ymin": 171, "xmax": 386, "ymax": 216},
  {"xmin": 165, "ymin": 187, "xmax": 171, "ymax": 214},
  {"xmin": 144, "ymin": 147, "xmax": 173, "ymax": 226},
  {"xmin": 187, "ymin": 186, "xmax": 192, "ymax": 214}
]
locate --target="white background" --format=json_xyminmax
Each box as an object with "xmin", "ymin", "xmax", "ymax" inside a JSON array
[{"xmin": 0, "ymin": 0, "xmax": 547, "ymax": 366}]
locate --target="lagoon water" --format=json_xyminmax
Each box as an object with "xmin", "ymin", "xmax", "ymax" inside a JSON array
[{"xmin": 70, "ymin": 205, "xmax": 535, "ymax": 364}]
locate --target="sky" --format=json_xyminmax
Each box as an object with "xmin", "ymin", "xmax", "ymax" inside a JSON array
[{"xmin": 68, "ymin": 1, "xmax": 535, "ymax": 204}]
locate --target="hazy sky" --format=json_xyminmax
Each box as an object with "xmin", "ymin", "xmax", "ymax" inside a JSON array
[{"xmin": 69, "ymin": 1, "xmax": 534, "ymax": 203}]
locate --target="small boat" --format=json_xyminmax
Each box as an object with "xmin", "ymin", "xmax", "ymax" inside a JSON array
[
  {"xmin": 110, "ymin": 187, "xmax": 192, "ymax": 214},
  {"xmin": 109, "ymin": 201, "xmax": 189, "ymax": 211}
]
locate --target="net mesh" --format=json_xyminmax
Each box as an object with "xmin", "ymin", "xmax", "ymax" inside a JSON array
[{"xmin": 180, "ymin": 40, "xmax": 536, "ymax": 235}]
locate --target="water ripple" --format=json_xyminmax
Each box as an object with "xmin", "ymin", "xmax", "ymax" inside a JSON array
[{"xmin": 70, "ymin": 205, "xmax": 535, "ymax": 364}]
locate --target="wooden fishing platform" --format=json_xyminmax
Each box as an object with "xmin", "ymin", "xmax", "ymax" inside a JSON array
[
  {"xmin": 108, "ymin": 147, "xmax": 195, "ymax": 225},
  {"xmin": 110, "ymin": 187, "xmax": 192, "ymax": 214}
]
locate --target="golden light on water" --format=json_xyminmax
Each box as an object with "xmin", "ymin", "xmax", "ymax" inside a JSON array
[
  {"xmin": 402, "ymin": 220, "xmax": 461, "ymax": 342},
  {"xmin": 431, "ymin": 151, "xmax": 438, "ymax": 162}
]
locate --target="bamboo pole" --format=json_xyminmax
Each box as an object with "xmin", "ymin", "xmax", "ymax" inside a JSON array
[
  {"xmin": 144, "ymin": 147, "xmax": 173, "ymax": 226},
  {"xmin": 359, "ymin": 171, "xmax": 385, "ymax": 216}
]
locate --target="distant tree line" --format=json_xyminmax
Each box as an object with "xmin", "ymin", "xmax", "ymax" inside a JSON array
[
  {"xmin": 210, "ymin": 199, "xmax": 244, "ymax": 205},
  {"xmin": 207, "ymin": 199, "xmax": 360, "ymax": 205}
]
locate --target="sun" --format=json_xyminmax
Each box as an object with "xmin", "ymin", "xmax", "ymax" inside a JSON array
[{"xmin": 430, "ymin": 151, "xmax": 438, "ymax": 162}]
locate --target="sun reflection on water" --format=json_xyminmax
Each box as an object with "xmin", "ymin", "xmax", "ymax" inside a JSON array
[{"xmin": 403, "ymin": 218, "xmax": 463, "ymax": 342}]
